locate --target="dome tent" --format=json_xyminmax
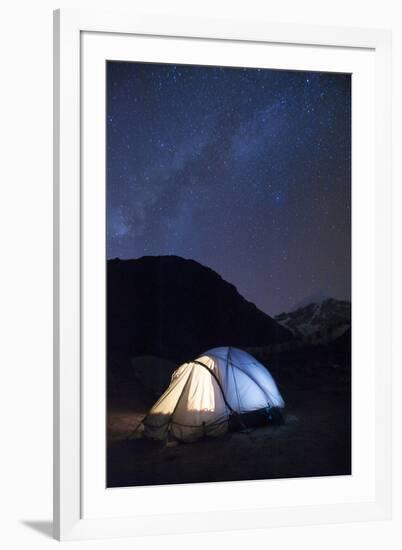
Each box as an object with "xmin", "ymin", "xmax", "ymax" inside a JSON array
[{"xmin": 143, "ymin": 347, "xmax": 285, "ymax": 442}]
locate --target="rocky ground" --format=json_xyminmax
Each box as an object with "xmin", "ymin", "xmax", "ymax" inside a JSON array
[{"xmin": 107, "ymin": 346, "xmax": 351, "ymax": 488}]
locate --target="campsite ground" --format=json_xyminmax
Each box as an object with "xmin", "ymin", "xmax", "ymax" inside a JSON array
[{"xmin": 107, "ymin": 347, "xmax": 351, "ymax": 487}]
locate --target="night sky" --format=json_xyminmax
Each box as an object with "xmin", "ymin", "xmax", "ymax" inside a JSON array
[{"xmin": 107, "ymin": 62, "xmax": 351, "ymax": 316}]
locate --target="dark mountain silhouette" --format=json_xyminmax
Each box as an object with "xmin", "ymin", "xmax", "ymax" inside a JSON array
[
  {"xmin": 330, "ymin": 327, "xmax": 351, "ymax": 354},
  {"xmin": 107, "ymin": 256, "xmax": 292, "ymax": 363}
]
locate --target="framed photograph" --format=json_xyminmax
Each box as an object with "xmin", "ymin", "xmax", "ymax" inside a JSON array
[{"xmin": 54, "ymin": 9, "xmax": 392, "ymax": 540}]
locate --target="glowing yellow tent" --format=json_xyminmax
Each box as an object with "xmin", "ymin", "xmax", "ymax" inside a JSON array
[{"xmin": 143, "ymin": 347, "xmax": 285, "ymax": 442}]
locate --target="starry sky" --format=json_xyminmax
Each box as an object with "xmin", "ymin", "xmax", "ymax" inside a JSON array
[{"xmin": 107, "ymin": 61, "xmax": 351, "ymax": 316}]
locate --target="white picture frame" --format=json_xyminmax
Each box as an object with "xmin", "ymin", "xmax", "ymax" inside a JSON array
[{"xmin": 53, "ymin": 8, "xmax": 392, "ymax": 541}]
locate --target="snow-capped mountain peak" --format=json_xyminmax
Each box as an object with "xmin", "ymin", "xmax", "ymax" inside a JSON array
[{"xmin": 274, "ymin": 298, "xmax": 351, "ymax": 339}]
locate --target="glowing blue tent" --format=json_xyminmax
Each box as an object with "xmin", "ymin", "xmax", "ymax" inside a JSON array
[{"xmin": 144, "ymin": 346, "xmax": 285, "ymax": 442}]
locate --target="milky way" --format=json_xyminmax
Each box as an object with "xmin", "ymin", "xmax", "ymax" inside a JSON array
[{"xmin": 107, "ymin": 62, "xmax": 351, "ymax": 315}]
